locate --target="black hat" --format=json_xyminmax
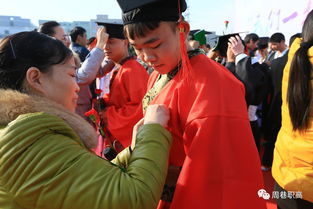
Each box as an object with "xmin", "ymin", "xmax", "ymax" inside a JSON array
[
  {"xmin": 96, "ymin": 22, "xmax": 125, "ymax": 39},
  {"xmin": 212, "ymin": 33, "xmax": 240, "ymax": 57},
  {"xmin": 116, "ymin": 0, "xmax": 187, "ymax": 25},
  {"xmin": 192, "ymin": 30, "xmax": 206, "ymax": 45},
  {"xmin": 189, "ymin": 30, "xmax": 198, "ymax": 38}
]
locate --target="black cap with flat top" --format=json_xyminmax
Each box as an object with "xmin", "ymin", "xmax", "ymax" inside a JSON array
[
  {"xmin": 212, "ymin": 33, "xmax": 240, "ymax": 57},
  {"xmin": 116, "ymin": 0, "xmax": 187, "ymax": 25},
  {"xmin": 96, "ymin": 22, "xmax": 125, "ymax": 39}
]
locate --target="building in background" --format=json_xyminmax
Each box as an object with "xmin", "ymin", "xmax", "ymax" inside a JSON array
[
  {"xmin": 39, "ymin": 15, "xmax": 122, "ymax": 38},
  {"xmin": 0, "ymin": 15, "xmax": 36, "ymax": 38},
  {"xmin": 0, "ymin": 15, "xmax": 121, "ymax": 39}
]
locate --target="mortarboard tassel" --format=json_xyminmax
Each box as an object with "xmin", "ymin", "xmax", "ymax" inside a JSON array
[{"xmin": 178, "ymin": 0, "xmax": 193, "ymax": 81}]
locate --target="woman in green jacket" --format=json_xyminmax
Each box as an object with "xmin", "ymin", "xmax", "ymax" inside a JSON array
[{"xmin": 0, "ymin": 31, "xmax": 172, "ymax": 209}]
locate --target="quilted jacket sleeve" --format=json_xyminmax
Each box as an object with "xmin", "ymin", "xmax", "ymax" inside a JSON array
[{"xmin": 2, "ymin": 118, "xmax": 171, "ymax": 209}]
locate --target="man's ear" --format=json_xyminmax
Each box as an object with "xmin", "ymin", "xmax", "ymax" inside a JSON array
[
  {"xmin": 123, "ymin": 39, "xmax": 129, "ymax": 47},
  {"xmin": 76, "ymin": 35, "xmax": 81, "ymax": 43},
  {"xmin": 25, "ymin": 67, "xmax": 46, "ymax": 94},
  {"xmin": 178, "ymin": 21, "xmax": 190, "ymax": 39}
]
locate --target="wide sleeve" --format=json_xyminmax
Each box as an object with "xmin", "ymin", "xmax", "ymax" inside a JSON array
[
  {"xmin": 11, "ymin": 124, "xmax": 171, "ymax": 209},
  {"xmin": 171, "ymin": 117, "xmax": 266, "ymax": 209},
  {"xmin": 76, "ymin": 47, "xmax": 105, "ymax": 85}
]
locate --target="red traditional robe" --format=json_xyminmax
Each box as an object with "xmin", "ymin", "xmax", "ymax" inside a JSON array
[
  {"xmin": 148, "ymin": 54, "xmax": 266, "ymax": 209},
  {"xmin": 105, "ymin": 58, "xmax": 149, "ymax": 148}
]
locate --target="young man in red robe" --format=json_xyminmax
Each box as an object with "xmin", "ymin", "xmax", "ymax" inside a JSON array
[
  {"xmin": 116, "ymin": 0, "xmax": 266, "ymax": 209},
  {"xmin": 98, "ymin": 22, "xmax": 149, "ymax": 152}
]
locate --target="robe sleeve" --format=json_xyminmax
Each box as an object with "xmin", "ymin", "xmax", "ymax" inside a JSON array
[
  {"xmin": 168, "ymin": 55, "xmax": 266, "ymax": 209},
  {"xmin": 106, "ymin": 64, "xmax": 149, "ymax": 147},
  {"xmin": 171, "ymin": 116, "xmax": 266, "ymax": 209}
]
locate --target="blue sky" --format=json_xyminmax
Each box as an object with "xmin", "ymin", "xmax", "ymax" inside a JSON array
[
  {"xmin": 1, "ymin": 0, "xmax": 308, "ymax": 40},
  {"xmin": 0, "ymin": 0, "xmax": 235, "ymax": 34}
]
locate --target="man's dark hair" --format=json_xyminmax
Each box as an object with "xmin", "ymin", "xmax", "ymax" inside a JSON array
[
  {"xmin": 244, "ymin": 33, "xmax": 259, "ymax": 44},
  {"xmin": 270, "ymin": 33, "xmax": 285, "ymax": 43},
  {"xmin": 124, "ymin": 21, "xmax": 178, "ymax": 40},
  {"xmin": 70, "ymin": 26, "xmax": 86, "ymax": 43},
  {"xmin": 38, "ymin": 21, "xmax": 60, "ymax": 36}
]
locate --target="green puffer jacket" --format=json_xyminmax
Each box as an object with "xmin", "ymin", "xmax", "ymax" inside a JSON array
[{"xmin": 0, "ymin": 89, "xmax": 172, "ymax": 209}]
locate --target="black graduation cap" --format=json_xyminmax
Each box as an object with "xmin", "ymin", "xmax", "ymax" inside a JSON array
[
  {"xmin": 189, "ymin": 29, "xmax": 212, "ymax": 37},
  {"xmin": 189, "ymin": 29, "xmax": 199, "ymax": 37},
  {"xmin": 116, "ymin": 0, "xmax": 187, "ymax": 25},
  {"xmin": 212, "ymin": 33, "xmax": 240, "ymax": 57},
  {"xmin": 189, "ymin": 30, "xmax": 207, "ymax": 45},
  {"xmin": 96, "ymin": 22, "xmax": 125, "ymax": 39}
]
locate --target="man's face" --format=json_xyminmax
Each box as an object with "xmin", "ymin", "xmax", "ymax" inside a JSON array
[
  {"xmin": 104, "ymin": 38, "xmax": 128, "ymax": 63},
  {"xmin": 77, "ymin": 33, "xmax": 87, "ymax": 47},
  {"xmin": 127, "ymin": 22, "xmax": 181, "ymax": 74},
  {"xmin": 270, "ymin": 41, "xmax": 285, "ymax": 52},
  {"xmin": 270, "ymin": 42, "xmax": 279, "ymax": 51},
  {"xmin": 53, "ymin": 26, "xmax": 71, "ymax": 48},
  {"xmin": 247, "ymin": 39, "xmax": 259, "ymax": 51}
]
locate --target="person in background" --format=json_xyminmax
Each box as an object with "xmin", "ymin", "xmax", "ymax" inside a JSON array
[
  {"xmin": 0, "ymin": 31, "xmax": 172, "ymax": 209},
  {"xmin": 116, "ymin": 0, "xmax": 266, "ymax": 208},
  {"xmin": 96, "ymin": 22, "xmax": 149, "ymax": 153},
  {"xmin": 267, "ymin": 32, "xmax": 288, "ymax": 62},
  {"xmin": 244, "ymin": 33, "xmax": 259, "ymax": 57},
  {"xmin": 87, "ymin": 36, "xmax": 97, "ymax": 51},
  {"xmin": 37, "ymin": 21, "xmax": 71, "ymax": 47},
  {"xmin": 188, "ymin": 39, "xmax": 200, "ymax": 50},
  {"xmin": 189, "ymin": 29, "xmax": 209, "ymax": 54},
  {"xmin": 227, "ymin": 35, "xmax": 270, "ymax": 153},
  {"xmin": 70, "ymin": 26, "xmax": 89, "ymax": 62},
  {"xmin": 256, "ymin": 37, "xmax": 269, "ymax": 64},
  {"xmin": 38, "ymin": 21, "xmax": 114, "ymax": 119},
  {"xmin": 70, "ymin": 26, "xmax": 102, "ymax": 106},
  {"xmin": 261, "ymin": 33, "xmax": 301, "ymax": 171},
  {"xmin": 272, "ymin": 10, "xmax": 313, "ymax": 209},
  {"xmin": 86, "ymin": 35, "xmax": 113, "ymax": 97}
]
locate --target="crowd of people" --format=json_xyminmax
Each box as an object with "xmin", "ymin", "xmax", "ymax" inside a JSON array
[{"xmin": 0, "ymin": 0, "xmax": 313, "ymax": 208}]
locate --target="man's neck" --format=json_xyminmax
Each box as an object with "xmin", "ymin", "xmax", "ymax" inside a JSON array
[
  {"xmin": 114, "ymin": 52, "xmax": 130, "ymax": 65},
  {"xmin": 278, "ymin": 46, "xmax": 287, "ymax": 54}
]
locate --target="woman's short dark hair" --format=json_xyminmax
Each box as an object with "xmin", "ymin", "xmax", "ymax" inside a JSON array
[
  {"xmin": 124, "ymin": 21, "xmax": 177, "ymax": 40},
  {"xmin": 38, "ymin": 21, "xmax": 60, "ymax": 36},
  {"xmin": 287, "ymin": 10, "xmax": 313, "ymax": 131},
  {"xmin": 0, "ymin": 31, "xmax": 72, "ymax": 91}
]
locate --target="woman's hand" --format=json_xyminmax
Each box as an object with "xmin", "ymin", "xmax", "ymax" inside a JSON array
[
  {"xmin": 144, "ymin": 104, "xmax": 170, "ymax": 127},
  {"xmin": 131, "ymin": 104, "xmax": 170, "ymax": 150},
  {"xmin": 96, "ymin": 27, "xmax": 109, "ymax": 50}
]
